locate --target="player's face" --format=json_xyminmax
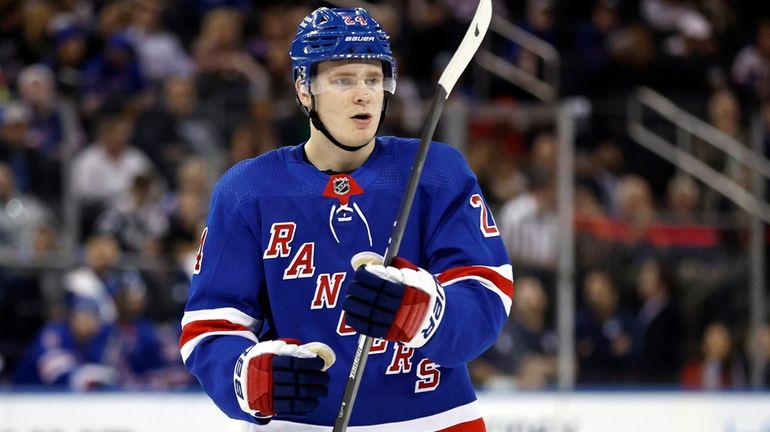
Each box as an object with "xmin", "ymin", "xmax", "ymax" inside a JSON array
[{"xmin": 309, "ymin": 60, "xmax": 385, "ymax": 147}]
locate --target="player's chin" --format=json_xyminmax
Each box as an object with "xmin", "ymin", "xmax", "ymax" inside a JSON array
[
  {"xmin": 345, "ymin": 127, "xmax": 377, "ymax": 146},
  {"xmin": 342, "ymin": 136, "xmax": 374, "ymax": 149}
]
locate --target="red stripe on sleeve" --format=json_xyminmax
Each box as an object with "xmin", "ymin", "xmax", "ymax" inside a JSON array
[
  {"xmin": 437, "ymin": 266, "xmax": 514, "ymax": 299},
  {"xmin": 437, "ymin": 417, "xmax": 487, "ymax": 431},
  {"xmin": 179, "ymin": 319, "xmax": 250, "ymax": 348}
]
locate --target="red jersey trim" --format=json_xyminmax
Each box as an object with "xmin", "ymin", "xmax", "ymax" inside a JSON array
[
  {"xmin": 438, "ymin": 265, "xmax": 514, "ymax": 299},
  {"xmin": 179, "ymin": 319, "xmax": 250, "ymax": 348},
  {"xmin": 438, "ymin": 417, "xmax": 487, "ymax": 432}
]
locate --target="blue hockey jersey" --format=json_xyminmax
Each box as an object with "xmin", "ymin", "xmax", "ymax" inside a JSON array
[
  {"xmin": 180, "ymin": 137, "xmax": 514, "ymax": 431},
  {"xmin": 14, "ymin": 319, "xmax": 168, "ymax": 389}
]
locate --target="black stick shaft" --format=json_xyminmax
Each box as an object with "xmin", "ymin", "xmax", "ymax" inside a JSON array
[
  {"xmin": 384, "ymin": 85, "xmax": 448, "ymax": 266},
  {"xmin": 332, "ymin": 85, "xmax": 448, "ymax": 432}
]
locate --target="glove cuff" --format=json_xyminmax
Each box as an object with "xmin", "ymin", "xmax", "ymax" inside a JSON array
[
  {"xmin": 234, "ymin": 343, "xmax": 274, "ymax": 419},
  {"xmin": 400, "ymin": 267, "xmax": 446, "ymax": 349}
]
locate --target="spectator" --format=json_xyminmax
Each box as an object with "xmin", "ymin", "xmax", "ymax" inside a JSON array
[
  {"xmin": 665, "ymin": 174, "xmax": 701, "ymax": 223},
  {"xmin": 497, "ymin": 169, "xmax": 558, "ymax": 273},
  {"xmin": 503, "ymin": 0, "xmax": 557, "ymax": 79},
  {"xmin": 0, "ymin": 162, "xmax": 54, "ymax": 256},
  {"xmin": 94, "ymin": 0, "xmax": 133, "ymax": 41},
  {"xmin": 0, "ymin": 101, "xmax": 61, "ymax": 203},
  {"xmin": 615, "ymin": 174, "xmax": 656, "ymax": 243},
  {"xmin": 404, "ymin": 0, "xmax": 468, "ymax": 87},
  {"xmin": 95, "ymin": 172, "xmax": 168, "ymax": 254},
  {"xmin": 251, "ymin": 5, "xmax": 307, "ymax": 102},
  {"xmin": 172, "ymin": 155, "xmax": 212, "ymax": 198},
  {"xmin": 50, "ymin": 0, "xmax": 94, "ymax": 31},
  {"xmin": 464, "ymin": 130, "xmax": 527, "ymax": 211},
  {"xmin": 589, "ymin": 140, "xmax": 624, "ymax": 215},
  {"xmin": 593, "ymin": 23, "xmax": 656, "ymax": 105},
  {"xmin": 152, "ymin": 182, "xmax": 207, "ymax": 322},
  {"xmin": 471, "ymin": 276, "xmax": 557, "ymax": 390},
  {"xmin": 661, "ymin": 11, "xmax": 717, "ymax": 59},
  {"xmin": 651, "ymin": 8, "xmax": 724, "ymax": 102},
  {"xmin": 0, "ymin": 2, "xmax": 27, "ymax": 85},
  {"xmin": 192, "ymin": 7, "xmax": 270, "ymax": 140},
  {"xmin": 105, "ymin": 276, "xmax": 187, "ymax": 389},
  {"xmin": 251, "ymin": 5, "xmax": 311, "ymax": 146},
  {"xmin": 634, "ymin": 259, "xmax": 683, "ymax": 384},
  {"xmin": 133, "ymin": 75, "xmax": 223, "ymax": 187},
  {"xmin": 573, "ymin": 0, "xmax": 621, "ymax": 94},
  {"xmin": 15, "ymin": 62, "xmax": 86, "ymax": 211},
  {"xmin": 126, "ymin": 0, "xmax": 194, "ymax": 86},
  {"xmin": 16, "ymin": 64, "xmax": 69, "ymax": 159},
  {"xmin": 159, "ymin": 157, "xmax": 209, "ymax": 295},
  {"xmin": 699, "ymin": 88, "xmax": 749, "ymax": 212},
  {"xmin": 70, "ymin": 111, "xmax": 153, "ymax": 236},
  {"xmin": 743, "ymin": 323, "xmax": 770, "ymax": 386},
  {"xmin": 63, "ymin": 233, "xmax": 144, "ymax": 325},
  {"xmin": 486, "ymin": 148, "xmax": 527, "ymax": 209},
  {"xmin": 226, "ymin": 120, "xmax": 277, "ymax": 168},
  {"xmin": 160, "ymin": 155, "xmax": 211, "ymax": 229},
  {"xmin": 680, "ymin": 322, "xmax": 745, "ymax": 389},
  {"xmin": 12, "ymin": 283, "xmax": 182, "ymax": 390},
  {"xmin": 12, "ymin": 295, "xmax": 116, "ymax": 390},
  {"xmin": 731, "ymin": 19, "xmax": 770, "ymax": 103},
  {"xmin": 45, "ymin": 25, "xmax": 89, "ymax": 100},
  {"xmin": 528, "ymin": 130, "xmax": 558, "ymax": 176},
  {"xmin": 576, "ymin": 270, "xmax": 640, "ymax": 384},
  {"xmin": 16, "ymin": 1, "xmax": 57, "ymax": 71},
  {"xmin": 81, "ymin": 32, "xmax": 148, "ymax": 118},
  {"xmin": 164, "ymin": 188, "xmax": 205, "ymax": 274},
  {"xmin": 640, "ymin": 0, "xmax": 693, "ymax": 35}
]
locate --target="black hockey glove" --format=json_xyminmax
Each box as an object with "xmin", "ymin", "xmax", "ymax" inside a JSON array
[
  {"xmin": 343, "ymin": 257, "xmax": 445, "ymax": 348},
  {"xmin": 234, "ymin": 339, "xmax": 335, "ymax": 419}
]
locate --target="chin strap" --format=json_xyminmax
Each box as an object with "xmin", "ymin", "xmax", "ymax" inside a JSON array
[{"xmin": 297, "ymin": 94, "xmax": 390, "ymax": 153}]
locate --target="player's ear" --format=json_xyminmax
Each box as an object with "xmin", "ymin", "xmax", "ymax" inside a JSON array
[{"xmin": 296, "ymin": 78, "xmax": 312, "ymax": 109}]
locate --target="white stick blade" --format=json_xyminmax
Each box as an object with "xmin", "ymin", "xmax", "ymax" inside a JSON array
[{"xmin": 437, "ymin": 0, "xmax": 492, "ymax": 95}]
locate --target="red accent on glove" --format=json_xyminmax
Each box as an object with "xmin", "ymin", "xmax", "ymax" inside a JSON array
[
  {"xmin": 247, "ymin": 354, "xmax": 274, "ymax": 415},
  {"xmin": 391, "ymin": 257, "xmax": 417, "ymax": 270},
  {"xmin": 384, "ymin": 258, "xmax": 431, "ymax": 342},
  {"xmin": 246, "ymin": 338, "xmax": 301, "ymax": 416}
]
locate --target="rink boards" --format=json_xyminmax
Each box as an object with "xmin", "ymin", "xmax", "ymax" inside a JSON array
[{"xmin": 1, "ymin": 391, "xmax": 770, "ymax": 431}]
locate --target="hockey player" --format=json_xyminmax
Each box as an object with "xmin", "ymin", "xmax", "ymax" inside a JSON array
[{"xmin": 180, "ymin": 7, "xmax": 513, "ymax": 431}]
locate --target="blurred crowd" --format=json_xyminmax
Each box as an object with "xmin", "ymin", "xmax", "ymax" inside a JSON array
[{"xmin": 0, "ymin": 0, "xmax": 768, "ymax": 391}]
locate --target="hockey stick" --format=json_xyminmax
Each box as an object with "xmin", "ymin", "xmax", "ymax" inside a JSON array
[{"xmin": 332, "ymin": 1, "xmax": 492, "ymax": 430}]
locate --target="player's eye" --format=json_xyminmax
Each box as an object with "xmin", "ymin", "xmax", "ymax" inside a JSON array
[
  {"xmin": 332, "ymin": 77, "xmax": 354, "ymax": 88},
  {"xmin": 364, "ymin": 77, "xmax": 383, "ymax": 88}
]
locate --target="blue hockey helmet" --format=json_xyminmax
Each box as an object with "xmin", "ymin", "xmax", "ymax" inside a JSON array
[{"xmin": 290, "ymin": 7, "xmax": 397, "ymax": 94}]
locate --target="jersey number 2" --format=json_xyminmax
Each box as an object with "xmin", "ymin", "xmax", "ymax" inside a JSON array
[{"xmin": 470, "ymin": 194, "xmax": 499, "ymax": 237}]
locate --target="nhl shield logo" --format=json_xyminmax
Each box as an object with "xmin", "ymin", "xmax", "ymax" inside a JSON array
[
  {"xmin": 333, "ymin": 177, "xmax": 350, "ymax": 196},
  {"xmin": 323, "ymin": 174, "xmax": 363, "ymax": 205}
]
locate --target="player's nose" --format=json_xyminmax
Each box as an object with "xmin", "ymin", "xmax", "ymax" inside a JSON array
[{"xmin": 352, "ymin": 86, "xmax": 374, "ymax": 104}]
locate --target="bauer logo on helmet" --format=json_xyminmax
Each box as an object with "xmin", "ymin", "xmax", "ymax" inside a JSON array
[{"xmin": 345, "ymin": 36, "xmax": 376, "ymax": 42}]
